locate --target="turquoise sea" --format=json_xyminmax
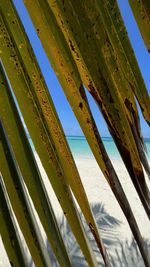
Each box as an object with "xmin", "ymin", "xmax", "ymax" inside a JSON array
[
  {"xmin": 30, "ymin": 135, "xmax": 150, "ymax": 160},
  {"xmin": 67, "ymin": 136, "xmax": 150, "ymax": 160}
]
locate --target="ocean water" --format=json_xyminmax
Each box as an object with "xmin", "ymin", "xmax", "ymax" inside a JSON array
[
  {"xmin": 67, "ymin": 136, "xmax": 150, "ymax": 160},
  {"xmin": 29, "ymin": 135, "xmax": 150, "ymax": 160}
]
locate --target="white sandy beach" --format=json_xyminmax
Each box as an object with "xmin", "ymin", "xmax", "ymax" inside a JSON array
[
  {"xmin": 46, "ymin": 155, "xmax": 150, "ymax": 266},
  {"xmin": 41, "ymin": 155, "xmax": 150, "ymax": 241},
  {"xmin": 75, "ymin": 157, "xmax": 150, "ymax": 241},
  {"xmin": 1, "ymin": 154, "xmax": 150, "ymax": 266}
]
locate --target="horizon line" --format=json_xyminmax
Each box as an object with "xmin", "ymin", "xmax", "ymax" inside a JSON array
[{"xmin": 65, "ymin": 135, "xmax": 150, "ymax": 140}]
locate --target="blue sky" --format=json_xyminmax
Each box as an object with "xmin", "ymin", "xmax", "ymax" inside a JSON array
[{"xmin": 14, "ymin": 0, "xmax": 150, "ymax": 138}]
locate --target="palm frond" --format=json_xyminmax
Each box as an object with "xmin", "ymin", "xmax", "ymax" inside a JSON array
[
  {"xmin": 129, "ymin": 0, "xmax": 150, "ymax": 52},
  {"xmin": 0, "ymin": 0, "xmax": 150, "ymax": 266}
]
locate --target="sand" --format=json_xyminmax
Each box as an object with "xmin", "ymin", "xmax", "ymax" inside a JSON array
[
  {"xmin": 41, "ymin": 155, "xmax": 150, "ymax": 242},
  {"xmin": 0, "ymin": 155, "xmax": 150, "ymax": 266},
  {"xmin": 75, "ymin": 157, "xmax": 150, "ymax": 241}
]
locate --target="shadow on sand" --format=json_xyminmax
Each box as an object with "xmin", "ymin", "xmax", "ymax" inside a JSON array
[{"xmin": 46, "ymin": 203, "xmax": 150, "ymax": 267}]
